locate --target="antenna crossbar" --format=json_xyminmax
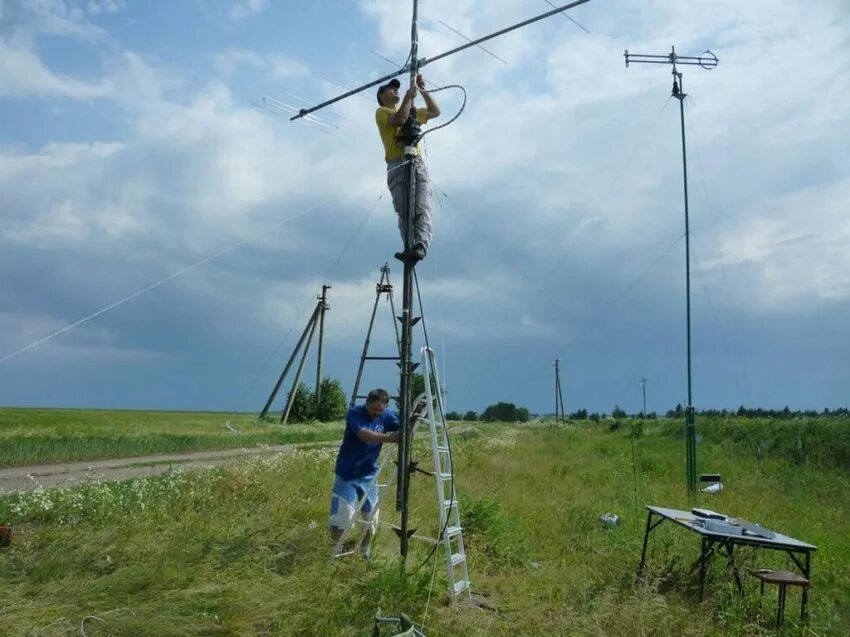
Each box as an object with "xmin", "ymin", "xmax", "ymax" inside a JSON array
[{"xmin": 290, "ymin": 0, "xmax": 592, "ymax": 121}]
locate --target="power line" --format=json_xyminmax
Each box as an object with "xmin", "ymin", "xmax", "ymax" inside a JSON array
[{"xmin": 0, "ymin": 201, "xmax": 327, "ymax": 366}]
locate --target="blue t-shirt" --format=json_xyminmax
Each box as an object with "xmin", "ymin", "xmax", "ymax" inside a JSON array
[{"xmin": 334, "ymin": 405, "xmax": 400, "ymax": 480}]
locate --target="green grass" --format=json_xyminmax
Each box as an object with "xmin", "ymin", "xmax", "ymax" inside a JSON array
[
  {"xmin": 0, "ymin": 408, "xmax": 344, "ymax": 467},
  {"xmin": 0, "ymin": 419, "xmax": 848, "ymax": 635}
]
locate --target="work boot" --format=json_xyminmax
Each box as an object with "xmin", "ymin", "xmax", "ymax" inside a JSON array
[
  {"xmin": 394, "ymin": 250, "xmax": 407, "ymax": 262},
  {"xmin": 411, "ymin": 243, "xmax": 427, "ymax": 262}
]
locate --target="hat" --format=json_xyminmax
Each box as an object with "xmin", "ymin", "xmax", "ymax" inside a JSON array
[{"xmin": 376, "ymin": 78, "xmax": 401, "ymax": 105}]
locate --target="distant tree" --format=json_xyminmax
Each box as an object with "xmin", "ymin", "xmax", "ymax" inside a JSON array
[
  {"xmin": 445, "ymin": 411, "xmax": 462, "ymax": 421},
  {"xmin": 481, "ymin": 402, "xmax": 530, "ymax": 422},
  {"xmin": 570, "ymin": 408, "xmax": 588, "ymax": 420},
  {"xmin": 667, "ymin": 403, "xmax": 684, "ymax": 418},
  {"xmin": 612, "ymin": 405, "xmax": 627, "ymax": 419},
  {"xmin": 463, "ymin": 410, "xmax": 478, "ymax": 421},
  {"xmin": 316, "ymin": 378, "xmax": 346, "ymax": 422}
]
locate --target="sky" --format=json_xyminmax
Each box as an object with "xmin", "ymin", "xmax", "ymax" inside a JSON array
[{"xmin": 0, "ymin": 0, "xmax": 848, "ymax": 415}]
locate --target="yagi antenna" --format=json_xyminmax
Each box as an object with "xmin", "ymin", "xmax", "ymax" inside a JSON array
[
  {"xmin": 437, "ymin": 19, "xmax": 507, "ymax": 65},
  {"xmin": 276, "ymin": 88, "xmax": 357, "ymax": 125},
  {"xmin": 625, "ymin": 45, "xmax": 718, "ymax": 496},
  {"xmin": 543, "ymin": 0, "xmax": 591, "ymax": 33},
  {"xmin": 291, "ymin": 0, "xmax": 592, "ymax": 121},
  {"xmin": 369, "ymin": 50, "xmax": 443, "ymax": 89},
  {"xmin": 253, "ymin": 98, "xmax": 338, "ymax": 134}
]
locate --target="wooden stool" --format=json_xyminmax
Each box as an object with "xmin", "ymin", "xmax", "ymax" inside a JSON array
[{"xmin": 750, "ymin": 569, "xmax": 811, "ymax": 627}]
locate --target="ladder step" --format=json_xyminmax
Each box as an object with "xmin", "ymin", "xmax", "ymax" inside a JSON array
[
  {"xmin": 443, "ymin": 499, "xmax": 458, "ymax": 510},
  {"xmin": 437, "ymin": 446, "xmax": 449, "ymax": 452},
  {"xmin": 445, "ymin": 526, "xmax": 463, "ymax": 538},
  {"xmin": 440, "ymin": 472, "xmax": 453, "ymax": 481},
  {"xmin": 355, "ymin": 395, "xmax": 400, "ymax": 400},
  {"xmin": 453, "ymin": 579, "xmax": 470, "ymax": 595},
  {"xmin": 450, "ymin": 552, "xmax": 466, "ymax": 567}
]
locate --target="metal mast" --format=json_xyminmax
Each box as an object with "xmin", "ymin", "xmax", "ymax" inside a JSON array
[
  {"xmin": 289, "ymin": 0, "xmax": 593, "ymax": 564},
  {"xmin": 625, "ymin": 46, "xmax": 718, "ymax": 493}
]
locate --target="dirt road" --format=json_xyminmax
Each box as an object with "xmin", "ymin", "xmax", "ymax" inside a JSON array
[{"xmin": 0, "ymin": 443, "xmax": 337, "ymax": 494}]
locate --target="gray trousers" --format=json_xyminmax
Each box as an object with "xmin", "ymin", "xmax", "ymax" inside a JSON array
[{"xmin": 387, "ymin": 157, "xmax": 432, "ymax": 251}]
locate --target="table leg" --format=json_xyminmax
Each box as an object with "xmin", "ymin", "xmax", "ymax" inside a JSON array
[
  {"xmin": 638, "ymin": 510, "xmax": 653, "ymax": 575},
  {"xmin": 727, "ymin": 542, "xmax": 743, "ymax": 594},
  {"xmin": 777, "ymin": 583, "xmax": 787, "ymax": 627},
  {"xmin": 801, "ymin": 550, "xmax": 811, "ymax": 623},
  {"xmin": 699, "ymin": 537, "xmax": 709, "ymax": 599}
]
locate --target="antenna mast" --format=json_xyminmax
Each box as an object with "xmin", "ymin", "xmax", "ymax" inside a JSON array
[{"xmin": 625, "ymin": 46, "xmax": 718, "ymax": 494}]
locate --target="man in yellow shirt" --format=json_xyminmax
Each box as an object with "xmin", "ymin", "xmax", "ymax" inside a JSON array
[{"xmin": 375, "ymin": 74, "xmax": 440, "ymax": 262}]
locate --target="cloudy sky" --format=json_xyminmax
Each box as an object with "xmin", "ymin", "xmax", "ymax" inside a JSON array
[{"xmin": 1, "ymin": 0, "xmax": 848, "ymax": 415}]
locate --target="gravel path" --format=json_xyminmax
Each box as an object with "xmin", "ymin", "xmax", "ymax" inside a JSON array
[{"xmin": 0, "ymin": 443, "xmax": 338, "ymax": 493}]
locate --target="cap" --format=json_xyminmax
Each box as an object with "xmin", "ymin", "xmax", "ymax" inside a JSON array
[{"xmin": 376, "ymin": 78, "xmax": 401, "ymax": 105}]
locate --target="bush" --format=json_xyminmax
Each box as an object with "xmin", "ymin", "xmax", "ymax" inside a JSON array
[
  {"xmin": 285, "ymin": 383, "xmax": 316, "ymax": 423},
  {"xmin": 316, "ymin": 378, "xmax": 346, "ymax": 422},
  {"xmin": 463, "ymin": 410, "xmax": 478, "ymax": 421},
  {"xmin": 480, "ymin": 402, "xmax": 531, "ymax": 423}
]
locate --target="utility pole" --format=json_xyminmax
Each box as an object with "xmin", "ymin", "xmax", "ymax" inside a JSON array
[
  {"xmin": 625, "ymin": 46, "xmax": 718, "ymax": 494},
  {"xmin": 315, "ymin": 284, "xmax": 330, "ymax": 407},
  {"xmin": 291, "ymin": 0, "xmax": 593, "ymax": 565},
  {"xmin": 640, "ymin": 376, "xmax": 647, "ymax": 418},
  {"xmin": 554, "ymin": 358, "xmax": 566, "ymax": 424},
  {"xmin": 259, "ymin": 286, "xmax": 330, "ymax": 424}
]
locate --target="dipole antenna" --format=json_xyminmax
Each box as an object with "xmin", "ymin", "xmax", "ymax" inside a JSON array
[
  {"xmin": 287, "ymin": 0, "xmax": 593, "ymax": 566},
  {"xmin": 625, "ymin": 46, "xmax": 718, "ymax": 494}
]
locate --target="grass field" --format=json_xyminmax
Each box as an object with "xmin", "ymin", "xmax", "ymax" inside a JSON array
[
  {"xmin": 0, "ymin": 409, "xmax": 344, "ymax": 467},
  {"xmin": 0, "ymin": 417, "xmax": 848, "ymax": 636}
]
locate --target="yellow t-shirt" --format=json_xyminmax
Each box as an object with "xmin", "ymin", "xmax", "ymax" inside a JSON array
[{"xmin": 375, "ymin": 106, "xmax": 429, "ymax": 163}]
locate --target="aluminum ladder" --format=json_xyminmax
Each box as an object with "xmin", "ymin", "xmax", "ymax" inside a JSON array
[
  {"xmin": 420, "ymin": 345, "xmax": 471, "ymax": 600},
  {"xmin": 331, "ymin": 347, "xmax": 470, "ymax": 601}
]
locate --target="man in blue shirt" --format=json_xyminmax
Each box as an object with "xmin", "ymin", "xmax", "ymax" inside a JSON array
[{"xmin": 329, "ymin": 388, "xmax": 400, "ymax": 557}]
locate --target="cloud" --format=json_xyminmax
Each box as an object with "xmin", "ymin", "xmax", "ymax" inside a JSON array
[
  {"xmin": 213, "ymin": 47, "xmax": 308, "ymax": 81},
  {"xmin": 0, "ymin": 38, "xmax": 112, "ymax": 98},
  {"xmin": 228, "ymin": 0, "xmax": 268, "ymax": 22},
  {"xmin": 85, "ymin": 0, "xmax": 124, "ymax": 17}
]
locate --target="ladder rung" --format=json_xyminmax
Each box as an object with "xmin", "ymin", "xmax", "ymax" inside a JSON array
[
  {"xmin": 355, "ymin": 395, "xmax": 400, "ymax": 400},
  {"xmin": 445, "ymin": 526, "xmax": 462, "ymax": 538},
  {"xmin": 443, "ymin": 499, "xmax": 458, "ymax": 509},
  {"xmin": 450, "ymin": 552, "xmax": 466, "ymax": 566},
  {"xmin": 453, "ymin": 579, "xmax": 470, "ymax": 595},
  {"xmin": 437, "ymin": 446, "xmax": 449, "ymax": 452},
  {"xmin": 440, "ymin": 472, "xmax": 453, "ymax": 480}
]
